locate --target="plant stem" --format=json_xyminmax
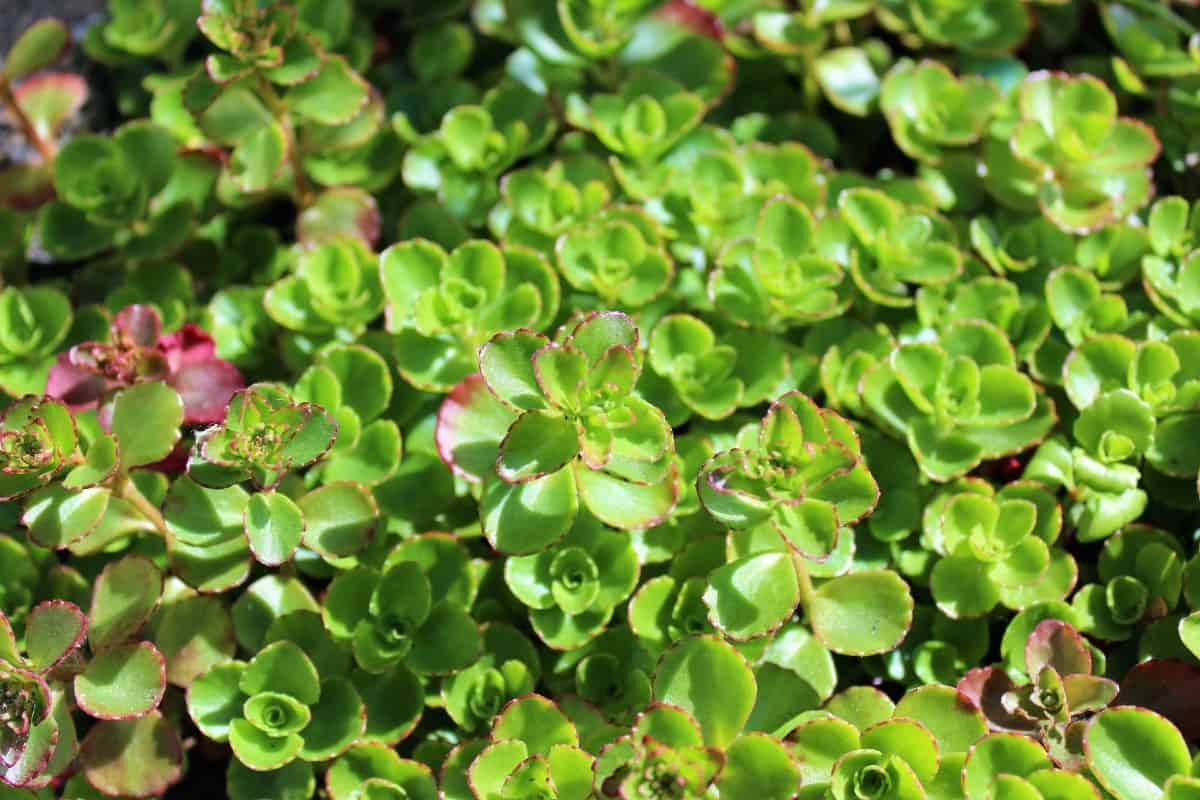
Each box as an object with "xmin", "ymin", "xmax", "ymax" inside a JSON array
[
  {"xmin": 257, "ymin": 77, "xmax": 316, "ymax": 208},
  {"xmin": 115, "ymin": 473, "xmax": 173, "ymax": 548},
  {"xmin": 0, "ymin": 77, "xmax": 55, "ymax": 162},
  {"xmin": 793, "ymin": 553, "xmax": 817, "ymax": 616}
]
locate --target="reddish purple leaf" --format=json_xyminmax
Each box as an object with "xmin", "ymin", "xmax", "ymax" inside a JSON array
[{"xmin": 1116, "ymin": 659, "xmax": 1200, "ymax": 740}]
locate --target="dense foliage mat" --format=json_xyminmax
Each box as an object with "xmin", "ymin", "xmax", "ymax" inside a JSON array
[{"xmin": 3, "ymin": 0, "xmax": 1200, "ymax": 798}]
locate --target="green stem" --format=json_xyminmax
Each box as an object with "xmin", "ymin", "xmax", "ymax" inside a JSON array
[
  {"xmin": 792, "ymin": 552, "xmax": 817, "ymax": 616},
  {"xmin": 257, "ymin": 77, "xmax": 316, "ymax": 208},
  {"xmin": 115, "ymin": 473, "xmax": 173, "ymax": 548}
]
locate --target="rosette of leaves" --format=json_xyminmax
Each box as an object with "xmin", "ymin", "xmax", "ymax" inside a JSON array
[
  {"xmin": 543, "ymin": 625, "xmax": 655, "ymax": 721},
  {"xmin": 592, "ymin": 704, "xmax": 725, "ymax": 800},
  {"xmin": 504, "ymin": 509, "xmax": 638, "ymax": 649},
  {"xmin": 0, "ymin": 287, "xmax": 72, "ymax": 397},
  {"xmin": 859, "ymin": 320, "xmax": 1056, "ymax": 481},
  {"xmin": 967, "ymin": 212, "xmax": 1075, "ymax": 278},
  {"xmin": 555, "ymin": 208, "xmax": 674, "ymax": 310},
  {"xmin": 187, "ymin": 639, "xmax": 364, "ymax": 772},
  {"xmin": 264, "ymin": 238, "xmax": 385, "ymax": 341},
  {"xmin": 792, "ymin": 714, "xmax": 945, "ymax": 799},
  {"xmin": 402, "ymin": 81, "xmax": 556, "ymax": 224},
  {"xmin": 915, "ymin": 276, "xmax": 1052, "ymax": 368},
  {"xmin": 646, "ymin": 314, "xmax": 788, "ymax": 421},
  {"xmin": 0, "ymin": 602, "xmax": 84, "ymax": 789},
  {"xmin": 465, "ymin": 694, "xmax": 593, "ymax": 800},
  {"xmin": 696, "ymin": 393, "xmax": 915, "ymax": 654},
  {"xmin": 1023, "ymin": 434, "xmax": 1149, "ymax": 544},
  {"xmin": 927, "ymin": 491, "xmax": 1066, "ymax": 619},
  {"xmin": 1007, "ymin": 72, "xmax": 1160, "ymax": 233},
  {"xmin": 292, "ymin": 344, "xmax": 402, "ymax": 489},
  {"xmin": 1044, "ymin": 267, "xmax": 1145, "ymax": 348},
  {"xmin": 923, "ymin": 479, "xmax": 1076, "ymax": 612},
  {"xmin": 184, "ymin": 0, "xmax": 380, "ymax": 209},
  {"xmin": 37, "ymin": 120, "xmax": 190, "ymax": 262},
  {"xmin": 628, "ymin": 537, "xmax": 723, "ymax": 653},
  {"xmin": 490, "ymin": 156, "xmax": 613, "ymax": 254},
  {"xmin": 1062, "ymin": 332, "xmax": 1200, "ymax": 480},
  {"xmin": 878, "ymin": 0, "xmax": 1031, "ymax": 55},
  {"xmin": 959, "ymin": 620, "xmax": 1117, "ymax": 769},
  {"xmin": 710, "ymin": 196, "xmax": 851, "ymax": 330},
  {"xmin": 1070, "ymin": 526, "xmax": 1184, "ymax": 642},
  {"xmin": 187, "ymin": 382, "xmax": 337, "ymax": 490},
  {"xmin": 46, "ymin": 304, "xmax": 244, "ymax": 427},
  {"xmin": 566, "ymin": 72, "xmax": 706, "ymax": 168},
  {"xmin": 699, "ymin": 391, "xmax": 878, "ymax": 562},
  {"xmin": 381, "ymin": 238, "xmax": 559, "ymax": 392},
  {"xmin": 441, "ymin": 623, "xmax": 540, "ymax": 734},
  {"xmin": 84, "ymin": 0, "xmax": 198, "ymax": 62},
  {"xmin": 881, "ymin": 59, "xmax": 1001, "ymax": 163},
  {"xmin": 323, "ymin": 557, "xmax": 482, "ymax": 675},
  {"xmin": 656, "ymin": 140, "xmax": 826, "ymax": 254},
  {"xmin": 0, "ymin": 396, "xmax": 75, "ymax": 502},
  {"xmin": 437, "ymin": 311, "xmax": 680, "ymax": 553},
  {"xmin": 507, "ymin": 0, "xmax": 661, "ymax": 64},
  {"xmin": 832, "ymin": 188, "xmax": 963, "ymax": 308},
  {"xmin": 1141, "ymin": 196, "xmax": 1200, "ymax": 326}
]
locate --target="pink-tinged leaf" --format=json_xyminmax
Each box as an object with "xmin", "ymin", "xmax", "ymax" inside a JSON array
[
  {"xmin": 169, "ymin": 359, "xmax": 245, "ymax": 426},
  {"xmin": 157, "ymin": 322, "xmax": 217, "ymax": 370},
  {"xmin": 88, "ymin": 555, "xmax": 164, "ymax": 650},
  {"xmin": 1116, "ymin": 659, "xmax": 1200, "ymax": 740},
  {"xmin": 81, "ymin": 711, "xmax": 182, "ymax": 798},
  {"xmin": 23, "ymin": 600, "xmax": 86, "ymax": 673},
  {"xmin": 298, "ymin": 187, "xmax": 381, "ymax": 248},
  {"xmin": 114, "ymin": 305, "xmax": 162, "ymax": 348},
  {"xmin": 657, "ymin": 0, "xmax": 724, "ymax": 40},
  {"xmin": 436, "ymin": 374, "xmax": 518, "ymax": 482},
  {"xmin": 74, "ymin": 641, "xmax": 167, "ymax": 720},
  {"xmin": 1025, "ymin": 620, "xmax": 1091, "ymax": 677},
  {"xmin": 44, "ymin": 352, "xmax": 112, "ymax": 409},
  {"xmin": 957, "ymin": 667, "xmax": 1038, "ymax": 733},
  {"xmin": 0, "ymin": 163, "xmax": 54, "ymax": 210},
  {"xmin": 13, "ymin": 72, "xmax": 87, "ymax": 144}
]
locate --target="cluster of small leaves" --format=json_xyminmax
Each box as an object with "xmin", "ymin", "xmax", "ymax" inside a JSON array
[{"xmin": 5, "ymin": 1, "xmax": 1200, "ymax": 799}]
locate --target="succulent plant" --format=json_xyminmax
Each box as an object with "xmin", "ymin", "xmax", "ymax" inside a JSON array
[{"xmin": 0, "ymin": 3, "xmax": 1197, "ymax": 799}]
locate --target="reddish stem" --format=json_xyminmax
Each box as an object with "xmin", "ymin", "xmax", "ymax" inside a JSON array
[{"xmin": 0, "ymin": 77, "xmax": 55, "ymax": 162}]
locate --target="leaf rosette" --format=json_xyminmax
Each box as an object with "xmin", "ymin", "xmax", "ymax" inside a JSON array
[
  {"xmin": 710, "ymin": 196, "xmax": 850, "ymax": 330},
  {"xmin": 187, "ymin": 640, "xmax": 364, "ymax": 771},
  {"xmin": 1008, "ymin": 72, "xmax": 1160, "ymax": 233},
  {"xmin": 188, "ymin": 382, "xmax": 336, "ymax": 490},
  {"xmin": 381, "ymin": 238, "xmax": 559, "ymax": 392},
  {"xmin": 860, "ymin": 320, "xmax": 1056, "ymax": 481},
  {"xmin": 698, "ymin": 391, "xmax": 878, "ymax": 560},
  {"xmin": 439, "ymin": 311, "xmax": 680, "ymax": 553}
]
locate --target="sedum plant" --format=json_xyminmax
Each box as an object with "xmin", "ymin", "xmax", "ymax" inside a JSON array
[
  {"xmin": 1, "ymin": 2, "xmax": 1200, "ymax": 799},
  {"xmin": 438, "ymin": 311, "xmax": 680, "ymax": 551}
]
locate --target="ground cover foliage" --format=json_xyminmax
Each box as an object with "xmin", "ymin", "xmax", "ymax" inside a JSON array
[{"xmin": 2, "ymin": 1, "xmax": 1200, "ymax": 798}]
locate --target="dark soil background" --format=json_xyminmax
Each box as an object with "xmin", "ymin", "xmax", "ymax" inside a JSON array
[{"xmin": 0, "ymin": 0, "xmax": 105, "ymax": 55}]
